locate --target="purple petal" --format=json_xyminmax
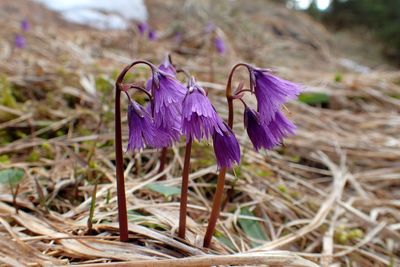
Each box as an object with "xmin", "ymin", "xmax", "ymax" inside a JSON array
[
  {"xmin": 253, "ymin": 70, "xmax": 301, "ymax": 123},
  {"xmin": 127, "ymin": 101, "xmax": 172, "ymax": 151},
  {"xmin": 213, "ymin": 124, "xmax": 240, "ymax": 169},
  {"xmin": 267, "ymin": 110, "xmax": 296, "ymax": 146},
  {"xmin": 148, "ymin": 29, "xmax": 157, "ymax": 41},
  {"xmin": 21, "ymin": 19, "xmax": 29, "ymax": 31},
  {"xmin": 14, "ymin": 34, "xmax": 26, "ymax": 49},
  {"xmin": 137, "ymin": 22, "xmax": 148, "ymax": 35},
  {"xmin": 244, "ymin": 107, "xmax": 277, "ymax": 151},
  {"xmin": 182, "ymin": 86, "xmax": 226, "ymax": 141},
  {"xmin": 214, "ymin": 36, "xmax": 225, "ymax": 55}
]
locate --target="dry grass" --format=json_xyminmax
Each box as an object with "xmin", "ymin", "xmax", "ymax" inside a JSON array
[{"xmin": 0, "ymin": 0, "xmax": 399, "ymax": 266}]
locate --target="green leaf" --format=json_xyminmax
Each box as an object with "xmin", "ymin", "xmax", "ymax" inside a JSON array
[
  {"xmin": 145, "ymin": 183, "xmax": 181, "ymax": 197},
  {"xmin": 214, "ymin": 231, "xmax": 236, "ymax": 251},
  {"xmin": 238, "ymin": 207, "xmax": 269, "ymax": 247},
  {"xmin": 298, "ymin": 92, "xmax": 329, "ymax": 105},
  {"xmin": 0, "ymin": 168, "xmax": 24, "ymax": 186}
]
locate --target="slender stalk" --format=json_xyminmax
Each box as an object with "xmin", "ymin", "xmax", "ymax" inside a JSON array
[
  {"xmin": 203, "ymin": 63, "xmax": 248, "ymax": 247},
  {"xmin": 178, "ymin": 138, "xmax": 192, "ymax": 239},
  {"xmin": 114, "ymin": 87, "xmax": 129, "ymax": 242},
  {"xmin": 203, "ymin": 168, "xmax": 226, "ymax": 247},
  {"xmin": 114, "ymin": 60, "xmax": 156, "ymax": 242},
  {"xmin": 157, "ymin": 147, "xmax": 168, "ymax": 179}
]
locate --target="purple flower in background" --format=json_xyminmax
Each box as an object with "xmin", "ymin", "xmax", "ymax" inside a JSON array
[
  {"xmin": 205, "ymin": 23, "xmax": 215, "ymax": 34},
  {"xmin": 146, "ymin": 70, "xmax": 186, "ymax": 142},
  {"xmin": 21, "ymin": 19, "xmax": 29, "ymax": 31},
  {"xmin": 182, "ymin": 80, "xmax": 226, "ymax": 141},
  {"xmin": 127, "ymin": 101, "xmax": 171, "ymax": 151},
  {"xmin": 158, "ymin": 55, "xmax": 176, "ymax": 76},
  {"xmin": 244, "ymin": 107, "xmax": 276, "ymax": 151},
  {"xmin": 137, "ymin": 22, "xmax": 148, "ymax": 35},
  {"xmin": 148, "ymin": 29, "xmax": 157, "ymax": 41},
  {"xmin": 253, "ymin": 69, "xmax": 301, "ymax": 123},
  {"xmin": 267, "ymin": 110, "xmax": 296, "ymax": 146},
  {"xmin": 213, "ymin": 124, "xmax": 240, "ymax": 168},
  {"xmin": 14, "ymin": 34, "xmax": 26, "ymax": 49},
  {"xmin": 214, "ymin": 36, "xmax": 225, "ymax": 55}
]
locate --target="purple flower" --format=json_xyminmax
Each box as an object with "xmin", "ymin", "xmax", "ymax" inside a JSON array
[
  {"xmin": 244, "ymin": 107, "xmax": 276, "ymax": 151},
  {"xmin": 253, "ymin": 69, "xmax": 301, "ymax": 123},
  {"xmin": 146, "ymin": 70, "xmax": 186, "ymax": 143},
  {"xmin": 148, "ymin": 29, "xmax": 157, "ymax": 41},
  {"xmin": 213, "ymin": 124, "xmax": 240, "ymax": 168},
  {"xmin": 267, "ymin": 110, "xmax": 296, "ymax": 146},
  {"xmin": 214, "ymin": 36, "xmax": 225, "ymax": 55},
  {"xmin": 137, "ymin": 22, "xmax": 148, "ymax": 35},
  {"xmin": 21, "ymin": 19, "xmax": 29, "ymax": 31},
  {"xmin": 14, "ymin": 34, "xmax": 26, "ymax": 49},
  {"xmin": 127, "ymin": 101, "xmax": 171, "ymax": 151},
  {"xmin": 182, "ymin": 81, "xmax": 226, "ymax": 141},
  {"xmin": 205, "ymin": 23, "xmax": 215, "ymax": 34},
  {"xmin": 158, "ymin": 55, "xmax": 176, "ymax": 76}
]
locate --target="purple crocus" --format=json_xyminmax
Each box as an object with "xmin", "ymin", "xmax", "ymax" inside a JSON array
[
  {"xmin": 137, "ymin": 22, "xmax": 148, "ymax": 35},
  {"xmin": 252, "ymin": 69, "xmax": 301, "ymax": 123},
  {"xmin": 146, "ymin": 70, "xmax": 186, "ymax": 143},
  {"xmin": 212, "ymin": 123, "xmax": 240, "ymax": 168},
  {"xmin": 244, "ymin": 107, "xmax": 276, "ymax": 151},
  {"xmin": 21, "ymin": 19, "xmax": 29, "ymax": 31},
  {"xmin": 14, "ymin": 34, "xmax": 26, "ymax": 49},
  {"xmin": 148, "ymin": 29, "xmax": 157, "ymax": 41},
  {"xmin": 127, "ymin": 100, "xmax": 171, "ymax": 151},
  {"xmin": 214, "ymin": 36, "xmax": 225, "ymax": 55},
  {"xmin": 182, "ymin": 80, "xmax": 226, "ymax": 141}
]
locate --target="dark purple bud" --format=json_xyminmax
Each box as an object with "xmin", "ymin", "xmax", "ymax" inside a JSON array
[
  {"xmin": 14, "ymin": 34, "xmax": 26, "ymax": 49},
  {"xmin": 137, "ymin": 22, "xmax": 148, "ymax": 35},
  {"xmin": 213, "ymin": 124, "xmax": 240, "ymax": 169},
  {"xmin": 148, "ymin": 29, "xmax": 157, "ymax": 41},
  {"xmin": 214, "ymin": 36, "xmax": 225, "ymax": 55},
  {"xmin": 21, "ymin": 19, "xmax": 29, "ymax": 31}
]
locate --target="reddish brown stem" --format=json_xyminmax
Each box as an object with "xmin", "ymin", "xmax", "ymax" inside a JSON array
[
  {"xmin": 157, "ymin": 147, "xmax": 168, "ymax": 179},
  {"xmin": 115, "ymin": 87, "xmax": 129, "ymax": 242},
  {"xmin": 114, "ymin": 60, "xmax": 157, "ymax": 242},
  {"xmin": 178, "ymin": 138, "xmax": 192, "ymax": 239},
  {"xmin": 203, "ymin": 63, "xmax": 248, "ymax": 247}
]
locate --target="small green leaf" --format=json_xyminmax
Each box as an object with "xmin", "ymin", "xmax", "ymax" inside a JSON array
[
  {"xmin": 146, "ymin": 183, "xmax": 181, "ymax": 197},
  {"xmin": 238, "ymin": 207, "xmax": 269, "ymax": 247},
  {"xmin": 0, "ymin": 168, "xmax": 24, "ymax": 186},
  {"xmin": 298, "ymin": 92, "xmax": 329, "ymax": 105},
  {"xmin": 214, "ymin": 231, "xmax": 236, "ymax": 251}
]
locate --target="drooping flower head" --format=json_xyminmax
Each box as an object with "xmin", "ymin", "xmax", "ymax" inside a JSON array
[
  {"xmin": 213, "ymin": 123, "xmax": 240, "ymax": 168},
  {"xmin": 146, "ymin": 68, "xmax": 186, "ymax": 143},
  {"xmin": 244, "ymin": 107, "xmax": 276, "ymax": 151},
  {"xmin": 214, "ymin": 36, "xmax": 225, "ymax": 55},
  {"xmin": 21, "ymin": 19, "xmax": 29, "ymax": 31},
  {"xmin": 252, "ymin": 68, "xmax": 301, "ymax": 123},
  {"xmin": 127, "ymin": 100, "xmax": 171, "ymax": 151},
  {"xmin": 182, "ymin": 78, "xmax": 226, "ymax": 141},
  {"xmin": 14, "ymin": 34, "xmax": 26, "ymax": 49},
  {"xmin": 137, "ymin": 22, "xmax": 148, "ymax": 35}
]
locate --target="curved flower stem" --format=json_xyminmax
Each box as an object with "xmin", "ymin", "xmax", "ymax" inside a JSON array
[
  {"xmin": 178, "ymin": 138, "xmax": 192, "ymax": 239},
  {"xmin": 114, "ymin": 60, "xmax": 157, "ymax": 242},
  {"xmin": 114, "ymin": 87, "xmax": 129, "ymax": 242},
  {"xmin": 203, "ymin": 63, "xmax": 250, "ymax": 248}
]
